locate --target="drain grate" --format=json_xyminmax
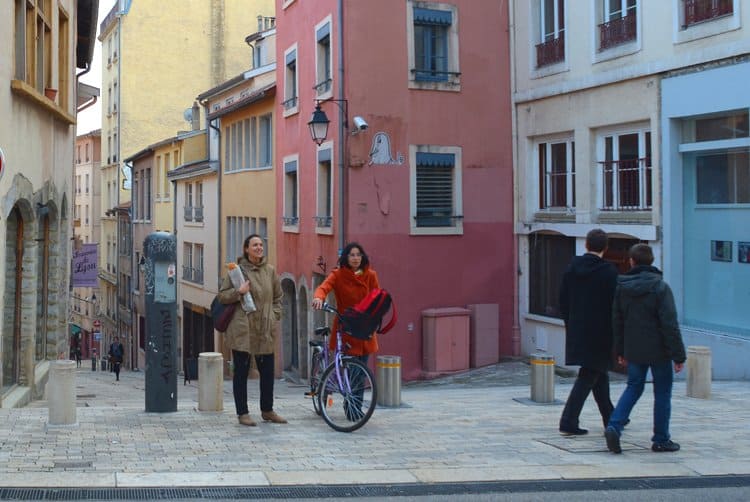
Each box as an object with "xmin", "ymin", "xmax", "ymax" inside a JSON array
[
  {"xmin": 537, "ymin": 435, "xmax": 648, "ymax": 453},
  {"xmin": 0, "ymin": 476, "xmax": 748, "ymax": 500}
]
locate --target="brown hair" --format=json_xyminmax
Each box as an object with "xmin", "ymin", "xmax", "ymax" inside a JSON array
[
  {"xmin": 585, "ymin": 228, "xmax": 608, "ymax": 253},
  {"xmin": 629, "ymin": 243, "xmax": 654, "ymax": 266}
]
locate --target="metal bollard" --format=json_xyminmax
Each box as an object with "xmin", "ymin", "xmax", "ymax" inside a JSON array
[
  {"xmin": 530, "ymin": 353, "xmax": 555, "ymax": 403},
  {"xmin": 686, "ymin": 346, "xmax": 711, "ymax": 399},
  {"xmin": 376, "ymin": 355, "xmax": 401, "ymax": 407},
  {"xmin": 198, "ymin": 352, "xmax": 224, "ymax": 412},
  {"xmin": 48, "ymin": 360, "xmax": 77, "ymax": 426},
  {"xmin": 91, "ymin": 356, "xmax": 96, "ymax": 371}
]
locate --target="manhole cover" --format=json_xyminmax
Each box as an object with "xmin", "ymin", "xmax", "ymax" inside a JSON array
[{"xmin": 538, "ymin": 436, "xmax": 648, "ymax": 453}]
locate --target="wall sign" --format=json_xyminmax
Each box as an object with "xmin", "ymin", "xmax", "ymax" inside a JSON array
[{"xmin": 710, "ymin": 240, "xmax": 732, "ymax": 262}]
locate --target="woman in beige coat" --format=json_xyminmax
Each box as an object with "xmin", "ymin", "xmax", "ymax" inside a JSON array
[{"xmin": 218, "ymin": 234, "xmax": 285, "ymax": 426}]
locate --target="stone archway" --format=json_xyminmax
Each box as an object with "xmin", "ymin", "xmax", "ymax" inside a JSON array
[{"xmin": 280, "ymin": 278, "xmax": 298, "ymax": 376}]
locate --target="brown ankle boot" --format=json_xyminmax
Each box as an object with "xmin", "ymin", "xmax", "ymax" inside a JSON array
[
  {"xmin": 261, "ymin": 410, "xmax": 288, "ymax": 424},
  {"xmin": 238, "ymin": 414, "xmax": 256, "ymax": 426}
]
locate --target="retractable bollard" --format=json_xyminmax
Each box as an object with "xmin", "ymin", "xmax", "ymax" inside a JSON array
[
  {"xmin": 198, "ymin": 352, "xmax": 224, "ymax": 412},
  {"xmin": 144, "ymin": 232, "xmax": 178, "ymax": 413},
  {"xmin": 530, "ymin": 353, "xmax": 555, "ymax": 403},
  {"xmin": 48, "ymin": 360, "xmax": 77, "ymax": 426},
  {"xmin": 376, "ymin": 355, "xmax": 401, "ymax": 407},
  {"xmin": 686, "ymin": 346, "xmax": 712, "ymax": 399}
]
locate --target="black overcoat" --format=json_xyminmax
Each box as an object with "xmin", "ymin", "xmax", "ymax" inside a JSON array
[{"xmin": 559, "ymin": 253, "xmax": 618, "ymax": 371}]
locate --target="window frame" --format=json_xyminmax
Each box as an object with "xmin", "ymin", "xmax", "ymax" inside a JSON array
[
  {"xmin": 409, "ymin": 145, "xmax": 463, "ymax": 236},
  {"xmin": 532, "ymin": 0, "xmax": 567, "ymax": 73},
  {"xmin": 406, "ymin": 1, "xmax": 461, "ymax": 92},
  {"xmin": 283, "ymin": 44, "xmax": 299, "ymax": 117},
  {"xmin": 315, "ymin": 142, "xmax": 334, "ymax": 235},
  {"xmin": 596, "ymin": 125, "xmax": 653, "ymax": 211},
  {"xmin": 673, "ymin": 0, "xmax": 740, "ymax": 43},
  {"xmin": 536, "ymin": 137, "xmax": 576, "ymax": 211},
  {"xmin": 282, "ymin": 154, "xmax": 300, "ymax": 232},
  {"xmin": 314, "ymin": 16, "xmax": 333, "ymax": 100},
  {"xmin": 592, "ymin": 0, "xmax": 641, "ymax": 63}
]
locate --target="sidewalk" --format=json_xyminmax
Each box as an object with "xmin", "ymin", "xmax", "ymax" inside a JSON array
[{"xmin": 0, "ymin": 361, "xmax": 748, "ymax": 488}]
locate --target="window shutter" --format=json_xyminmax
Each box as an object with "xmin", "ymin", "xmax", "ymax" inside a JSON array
[{"xmin": 416, "ymin": 152, "xmax": 454, "ymax": 227}]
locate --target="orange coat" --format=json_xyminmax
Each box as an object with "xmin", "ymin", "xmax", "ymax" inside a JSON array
[{"xmin": 314, "ymin": 266, "xmax": 380, "ymax": 356}]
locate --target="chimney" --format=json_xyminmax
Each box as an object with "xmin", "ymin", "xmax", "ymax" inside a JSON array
[{"xmin": 191, "ymin": 101, "xmax": 200, "ymax": 131}]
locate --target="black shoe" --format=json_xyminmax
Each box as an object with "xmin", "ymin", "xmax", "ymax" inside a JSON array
[
  {"xmin": 605, "ymin": 427, "xmax": 622, "ymax": 454},
  {"xmin": 559, "ymin": 427, "xmax": 588, "ymax": 436},
  {"xmin": 652, "ymin": 440, "xmax": 680, "ymax": 452}
]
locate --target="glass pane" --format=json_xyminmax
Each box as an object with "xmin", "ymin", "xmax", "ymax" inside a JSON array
[
  {"xmin": 550, "ymin": 143, "xmax": 567, "ymax": 206},
  {"xmin": 543, "ymin": 0, "xmax": 555, "ymax": 39},
  {"xmin": 696, "ymin": 154, "xmax": 730, "ymax": 203},
  {"xmin": 695, "ymin": 111, "xmax": 749, "ymax": 142}
]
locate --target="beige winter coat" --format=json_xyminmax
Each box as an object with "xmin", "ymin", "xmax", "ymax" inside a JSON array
[{"xmin": 218, "ymin": 256, "xmax": 282, "ymax": 355}]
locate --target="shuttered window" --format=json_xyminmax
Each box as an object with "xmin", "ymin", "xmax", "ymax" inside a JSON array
[{"xmin": 416, "ymin": 152, "xmax": 455, "ymax": 227}]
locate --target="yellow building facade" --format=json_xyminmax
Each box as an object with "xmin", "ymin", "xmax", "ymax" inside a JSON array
[{"xmin": 97, "ymin": 0, "xmax": 274, "ymax": 363}]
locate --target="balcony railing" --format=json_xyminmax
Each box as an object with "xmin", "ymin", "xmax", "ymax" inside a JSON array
[
  {"xmin": 600, "ymin": 158, "xmax": 652, "ymax": 211},
  {"xmin": 684, "ymin": 0, "xmax": 733, "ymax": 27},
  {"xmin": 536, "ymin": 34, "xmax": 565, "ymax": 68},
  {"xmin": 194, "ymin": 206, "xmax": 204, "ymax": 222},
  {"xmin": 599, "ymin": 15, "xmax": 636, "ymax": 51},
  {"xmin": 313, "ymin": 215, "xmax": 332, "ymax": 228},
  {"xmin": 314, "ymin": 78, "xmax": 332, "ymax": 95},
  {"xmin": 183, "ymin": 206, "xmax": 193, "ymax": 222},
  {"xmin": 181, "ymin": 266, "xmax": 204, "ymax": 284},
  {"xmin": 282, "ymin": 215, "xmax": 299, "ymax": 226},
  {"xmin": 282, "ymin": 96, "xmax": 298, "ymax": 110}
]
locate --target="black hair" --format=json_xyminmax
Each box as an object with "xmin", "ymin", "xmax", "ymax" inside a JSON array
[
  {"xmin": 629, "ymin": 243, "xmax": 654, "ymax": 266},
  {"xmin": 243, "ymin": 234, "xmax": 264, "ymax": 261},
  {"xmin": 585, "ymin": 228, "xmax": 608, "ymax": 253},
  {"xmin": 338, "ymin": 242, "xmax": 370, "ymax": 269}
]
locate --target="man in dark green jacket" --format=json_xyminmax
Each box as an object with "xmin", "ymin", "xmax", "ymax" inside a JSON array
[{"xmin": 605, "ymin": 244, "xmax": 686, "ymax": 454}]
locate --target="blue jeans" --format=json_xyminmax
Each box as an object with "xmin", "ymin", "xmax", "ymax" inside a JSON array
[{"xmin": 608, "ymin": 361, "xmax": 673, "ymax": 444}]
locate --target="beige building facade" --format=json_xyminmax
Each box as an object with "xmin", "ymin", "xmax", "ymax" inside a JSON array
[
  {"xmin": 511, "ymin": 0, "xmax": 750, "ymax": 373},
  {"xmin": 97, "ymin": 0, "xmax": 274, "ymax": 367}
]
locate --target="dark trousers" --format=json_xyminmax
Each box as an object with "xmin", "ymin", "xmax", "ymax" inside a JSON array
[
  {"xmin": 112, "ymin": 361, "xmax": 121, "ymax": 380},
  {"xmin": 232, "ymin": 350, "xmax": 275, "ymax": 416},
  {"xmin": 559, "ymin": 367, "xmax": 613, "ymax": 430}
]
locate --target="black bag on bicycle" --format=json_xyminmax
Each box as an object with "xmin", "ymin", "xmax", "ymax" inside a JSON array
[{"xmin": 340, "ymin": 288, "xmax": 397, "ymax": 340}]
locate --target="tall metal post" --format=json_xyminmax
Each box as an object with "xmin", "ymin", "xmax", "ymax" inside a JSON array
[{"xmin": 143, "ymin": 232, "xmax": 178, "ymax": 412}]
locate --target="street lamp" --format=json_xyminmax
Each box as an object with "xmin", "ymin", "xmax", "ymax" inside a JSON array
[{"xmin": 308, "ymin": 104, "xmax": 330, "ymax": 146}]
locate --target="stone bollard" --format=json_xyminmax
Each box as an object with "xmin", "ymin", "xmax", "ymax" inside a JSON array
[
  {"xmin": 48, "ymin": 360, "xmax": 78, "ymax": 427},
  {"xmin": 686, "ymin": 346, "xmax": 711, "ymax": 399},
  {"xmin": 530, "ymin": 353, "xmax": 555, "ymax": 403},
  {"xmin": 198, "ymin": 352, "xmax": 224, "ymax": 411}
]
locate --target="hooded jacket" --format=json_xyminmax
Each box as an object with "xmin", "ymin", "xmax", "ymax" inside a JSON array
[
  {"xmin": 612, "ymin": 265, "xmax": 686, "ymax": 364},
  {"xmin": 218, "ymin": 256, "xmax": 282, "ymax": 355},
  {"xmin": 559, "ymin": 253, "xmax": 618, "ymax": 371},
  {"xmin": 314, "ymin": 265, "xmax": 380, "ymax": 356}
]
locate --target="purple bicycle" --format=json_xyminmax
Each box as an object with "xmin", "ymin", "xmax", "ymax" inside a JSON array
[{"xmin": 307, "ymin": 302, "xmax": 377, "ymax": 432}]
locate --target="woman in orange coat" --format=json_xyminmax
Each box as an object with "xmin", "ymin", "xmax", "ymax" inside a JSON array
[{"xmin": 312, "ymin": 242, "xmax": 380, "ymax": 360}]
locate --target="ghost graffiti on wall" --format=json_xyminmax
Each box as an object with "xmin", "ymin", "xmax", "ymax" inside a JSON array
[{"xmin": 368, "ymin": 132, "xmax": 404, "ymax": 166}]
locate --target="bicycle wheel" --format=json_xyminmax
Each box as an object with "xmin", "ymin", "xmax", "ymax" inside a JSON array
[
  {"xmin": 317, "ymin": 358, "xmax": 377, "ymax": 432},
  {"xmin": 309, "ymin": 350, "xmax": 324, "ymax": 415}
]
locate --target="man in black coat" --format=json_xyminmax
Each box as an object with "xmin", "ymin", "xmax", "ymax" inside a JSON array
[
  {"xmin": 558, "ymin": 229, "xmax": 618, "ymax": 435},
  {"xmin": 605, "ymin": 244, "xmax": 686, "ymax": 454}
]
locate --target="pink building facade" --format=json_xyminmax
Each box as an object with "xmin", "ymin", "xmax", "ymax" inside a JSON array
[{"xmin": 275, "ymin": 0, "xmax": 514, "ymax": 381}]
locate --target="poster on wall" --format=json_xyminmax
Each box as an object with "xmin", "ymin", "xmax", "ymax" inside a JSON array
[
  {"xmin": 71, "ymin": 243, "xmax": 99, "ymax": 287},
  {"xmin": 710, "ymin": 240, "xmax": 732, "ymax": 262},
  {"xmin": 738, "ymin": 242, "xmax": 750, "ymax": 264}
]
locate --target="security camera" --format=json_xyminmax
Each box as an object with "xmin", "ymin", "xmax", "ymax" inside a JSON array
[{"xmin": 352, "ymin": 116, "xmax": 369, "ymax": 132}]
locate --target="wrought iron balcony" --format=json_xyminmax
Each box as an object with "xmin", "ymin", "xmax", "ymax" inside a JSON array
[
  {"xmin": 598, "ymin": 15, "xmax": 636, "ymax": 51},
  {"xmin": 536, "ymin": 34, "xmax": 565, "ymax": 68},
  {"xmin": 282, "ymin": 96, "xmax": 298, "ymax": 110},
  {"xmin": 599, "ymin": 158, "xmax": 652, "ymax": 211},
  {"xmin": 313, "ymin": 215, "xmax": 332, "ymax": 228},
  {"xmin": 194, "ymin": 206, "xmax": 204, "ymax": 223},
  {"xmin": 183, "ymin": 206, "xmax": 193, "ymax": 222},
  {"xmin": 282, "ymin": 216, "xmax": 299, "ymax": 226},
  {"xmin": 684, "ymin": 0, "xmax": 733, "ymax": 27}
]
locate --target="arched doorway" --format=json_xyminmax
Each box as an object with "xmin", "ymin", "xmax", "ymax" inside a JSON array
[
  {"xmin": 3, "ymin": 207, "xmax": 25, "ymax": 391},
  {"xmin": 280, "ymin": 278, "xmax": 298, "ymax": 378}
]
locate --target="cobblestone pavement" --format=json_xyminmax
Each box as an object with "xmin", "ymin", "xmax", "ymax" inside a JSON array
[{"xmin": 0, "ymin": 360, "xmax": 747, "ymax": 488}]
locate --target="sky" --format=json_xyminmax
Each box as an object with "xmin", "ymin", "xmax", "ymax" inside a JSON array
[{"xmin": 77, "ymin": 0, "xmax": 118, "ymax": 134}]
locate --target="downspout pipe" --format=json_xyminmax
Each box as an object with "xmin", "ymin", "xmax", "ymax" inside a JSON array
[
  {"xmin": 207, "ymin": 114, "xmax": 222, "ymax": 291},
  {"xmin": 337, "ymin": 0, "xmax": 345, "ymax": 252}
]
